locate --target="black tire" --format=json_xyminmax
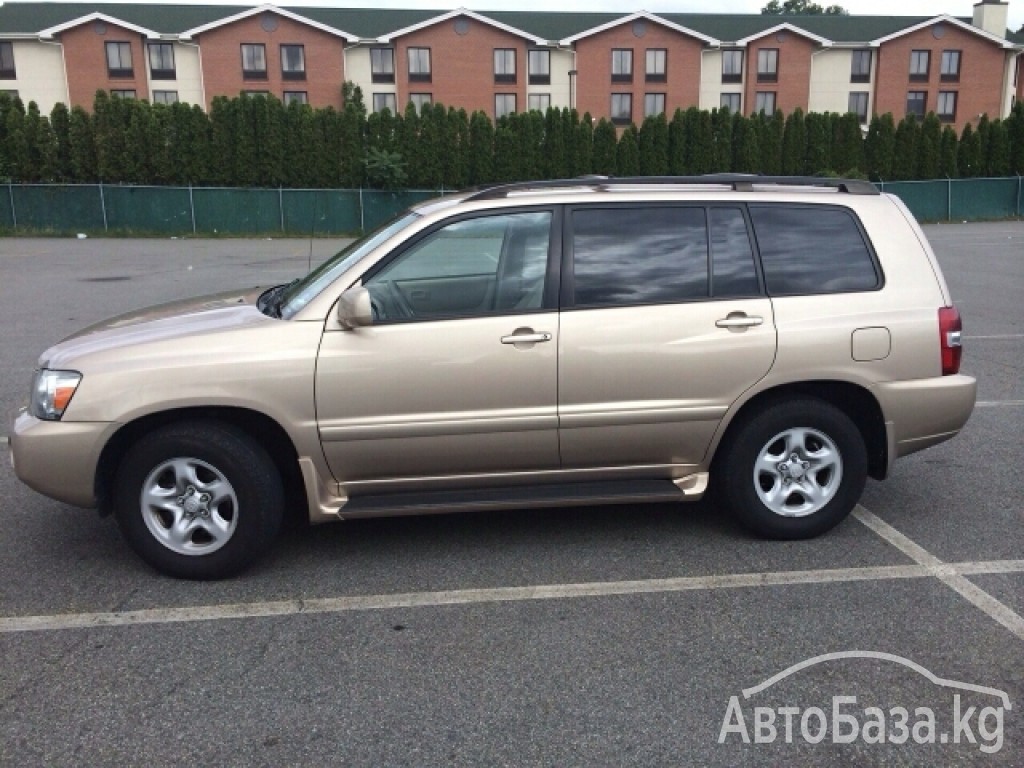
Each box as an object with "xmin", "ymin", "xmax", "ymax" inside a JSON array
[
  {"xmin": 114, "ymin": 421, "xmax": 284, "ymax": 579},
  {"xmin": 717, "ymin": 398, "xmax": 867, "ymax": 540}
]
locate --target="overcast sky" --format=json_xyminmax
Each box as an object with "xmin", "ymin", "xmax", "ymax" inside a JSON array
[{"xmin": 27, "ymin": 0, "xmax": 1024, "ymax": 34}]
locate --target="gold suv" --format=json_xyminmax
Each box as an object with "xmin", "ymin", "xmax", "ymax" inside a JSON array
[{"xmin": 10, "ymin": 177, "xmax": 977, "ymax": 578}]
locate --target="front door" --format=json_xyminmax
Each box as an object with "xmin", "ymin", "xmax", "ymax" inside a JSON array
[{"xmin": 315, "ymin": 209, "xmax": 560, "ymax": 486}]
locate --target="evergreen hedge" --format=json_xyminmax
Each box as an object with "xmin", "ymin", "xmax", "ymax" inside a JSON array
[{"xmin": 1, "ymin": 87, "xmax": 1023, "ymax": 187}]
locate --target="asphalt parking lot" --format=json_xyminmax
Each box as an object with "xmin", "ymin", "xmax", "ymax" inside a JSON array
[{"xmin": 1, "ymin": 223, "xmax": 1022, "ymax": 765}]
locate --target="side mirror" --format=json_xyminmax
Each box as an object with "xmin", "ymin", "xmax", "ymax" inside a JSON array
[{"xmin": 337, "ymin": 286, "xmax": 373, "ymax": 329}]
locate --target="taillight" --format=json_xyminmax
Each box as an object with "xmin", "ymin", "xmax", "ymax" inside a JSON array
[{"xmin": 939, "ymin": 306, "xmax": 962, "ymax": 375}]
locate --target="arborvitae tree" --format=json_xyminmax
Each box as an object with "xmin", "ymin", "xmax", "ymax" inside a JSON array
[
  {"xmin": 710, "ymin": 107, "xmax": 733, "ymax": 172},
  {"xmin": 957, "ymin": 123, "xmax": 982, "ymax": 178},
  {"xmin": 1008, "ymin": 102, "xmax": 1024, "ymax": 175},
  {"xmin": 760, "ymin": 110, "xmax": 785, "ymax": 175},
  {"xmin": 338, "ymin": 96, "xmax": 365, "ymax": 187},
  {"xmin": 3, "ymin": 100, "xmax": 27, "ymax": 180},
  {"xmin": 781, "ymin": 107, "xmax": 807, "ymax": 174},
  {"xmin": 864, "ymin": 113, "xmax": 895, "ymax": 181},
  {"xmin": 975, "ymin": 115, "xmax": 991, "ymax": 174},
  {"xmin": 313, "ymin": 106, "xmax": 342, "ymax": 187},
  {"xmin": 413, "ymin": 104, "xmax": 446, "ymax": 187},
  {"xmin": 667, "ymin": 109, "xmax": 686, "ymax": 174},
  {"xmin": 638, "ymin": 113, "xmax": 669, "ymax": 175},
  {"xmin": 164, "ymin": 102, "xmax": 208, "ymax": 185},
  {"xmin": 691, "ymin": 109, "xmax": 715, "ymax": 174},
  {"xmin": 232, "ymin": 95, "xmax": 262, "ymax": 187},
  {"xmin": 543, "ymin": 107, "xmax": 568, "ymax": 178},
  {"xmin": 892, "ymin": 115, "xmax": 919, "ymax": 180},
  {"xmin": 939, "ymin": 125, "xmax": 958, "ymax": 178},
  {"xmin": 985, "ymin": 119, "xmax": 1010, "ymax": 177},
  {"xmin": 833, "ymin": 111, "xmax": 864, "ymax": 175},
  {"xmin": 804, "ymin": 111, "xmax": 831, "ymax": 174},
  {"xmin": 285, "ymin": 101, "xmax": 320, "ymax": 187},
  {"xmin": 616, "ymin": 124, "xmax": 641, "ymax": 175},
  {"xmin": 521, "ymin": 110, "xmax": 545, "ymax": 180},
  {"xmin": 68, "ymin": 105, "xmax": 97, "ymax": 182},
  {"xmin": 591, "ymin": 118, "xmax": 617, "ymax": 175},
  {"xmin": 493, "ymin": 116, "xmax": 519, "ymax": 181},
  {"xmin": 207, "ymin": 96, "xmax": 236, "ymax": 185},
  {"xmin": 916, "ymin": 112, "xmax": 942, "ymax": 180},
  {"xmin": 731, "ymin": 112, "xmax": 760, "ymax": 173},
  {"xmin": 22, "ymin": 102, "xmax": 56, "ymax": 181},
  {"xmin": 467, "ymin": 110, "xmax": 494, "ymax": 184},
  {"xmin": 446, "ymin": 107, "xmax": 470, "ymax": 188},
  {"xmin": 49, "ymin": 103, "xmax": 72, "ymax": 181},
  {"xmin": 576, "ymin": 111, "xmax": 594, "ymax": 175},
  {"xmin": 93, "ymin": 90, "xmax": 132, "ymax": 181}
]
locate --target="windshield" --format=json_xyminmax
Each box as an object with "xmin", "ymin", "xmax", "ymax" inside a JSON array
[{"xmin": 279, "ymin": 211, "xmax": 421, "ymax": 319}]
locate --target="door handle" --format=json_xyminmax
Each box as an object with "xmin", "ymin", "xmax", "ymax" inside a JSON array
[
  {"xmin": 501, "ymin": 329, "xmax": 552, "ymax": 345},
  {"xmin": 716, "ymin": 313, "xmax": 764, "ymax": 329}
]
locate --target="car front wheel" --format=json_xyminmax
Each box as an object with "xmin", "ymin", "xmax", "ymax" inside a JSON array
[
  {"xmin": 719, "ymin": 398, "xmax": 867, "ymax": 539},
  {"xmin": 114, "ymin": 421, "xmax": 283, "ymax": 579}
]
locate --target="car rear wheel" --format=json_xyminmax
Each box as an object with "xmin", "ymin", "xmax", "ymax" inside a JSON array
[
  {"xmin": 114, "ymin": 421, "xmax": 283, "ymax": 579},
  {"xmin": 718, "ymin": 398, "xmax": 867, "ymax": 539}
]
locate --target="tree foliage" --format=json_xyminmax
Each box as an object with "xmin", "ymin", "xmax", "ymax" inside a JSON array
[{"xmin": 761, "ymin": 0, "xmax": 847, "ymax": 14}]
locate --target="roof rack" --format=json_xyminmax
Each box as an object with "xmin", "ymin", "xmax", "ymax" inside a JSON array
[{"xmin": 462, "ymin": 174, "xmax": 879, "ymax": 202}]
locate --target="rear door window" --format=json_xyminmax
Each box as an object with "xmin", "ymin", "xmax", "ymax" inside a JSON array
[{"xmin": 749, "ymin": 205, "xmax": 879, "ymax": 295}]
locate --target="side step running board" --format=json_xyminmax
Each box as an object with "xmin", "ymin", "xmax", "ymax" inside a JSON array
[{"xmin": 339, "ymin": 479, "xmax": 689, "ymax": 519}]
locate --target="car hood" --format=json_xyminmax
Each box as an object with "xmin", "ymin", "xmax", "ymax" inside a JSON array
[{"xmin": 43, "ymin": 287, "xmax": 271, "ymax": 368}]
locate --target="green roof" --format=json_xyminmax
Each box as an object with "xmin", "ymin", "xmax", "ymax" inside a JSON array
[{"xmin": 0, "ymin": 2, "xmax": 1017, "ymax": 44}]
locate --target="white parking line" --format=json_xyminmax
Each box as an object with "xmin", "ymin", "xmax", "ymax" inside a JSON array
[
  {"xmin": 964, "ymin": 334, "xmax": 1024, "ymax": 340},
  {"xmin": 975, "ymin": 401, "xmax": 1024, "ymax": 408},
  {"xmin": 853, "ymin": 506, "xmax": 1024, "ymax": 642},
  {"xmin": 3, "ymin": 558, "xmax": 1024, "ymax": 634}
]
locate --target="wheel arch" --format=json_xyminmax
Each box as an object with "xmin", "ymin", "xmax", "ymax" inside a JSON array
[
  {"xmin": 711, "ymin": 380, "xmax": 888, "ymax": 481},
  {"xmin": 95, "ymin": 406, "xmax": 308, "ymax": 524}
]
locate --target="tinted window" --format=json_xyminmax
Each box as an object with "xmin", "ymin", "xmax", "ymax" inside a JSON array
[
  {"xmin": 571, "ymin": 207, "xmax": 708, "ymax": 306},
  {"xmin": 710, "ymin": 208, "xmax": 759, "ymax": 297},
  {"xmin": 749, "ymin": 206, "xmax": 878, "ymax": 295}
]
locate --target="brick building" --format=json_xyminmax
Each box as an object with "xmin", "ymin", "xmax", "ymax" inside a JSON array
[{"xmin": 0, "ymin": 1, "xmax": 1021, "ymax": 130}]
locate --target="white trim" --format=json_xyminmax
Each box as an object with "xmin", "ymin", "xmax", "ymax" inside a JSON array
[
  {"xmin": 871, "ymin": 14, "xmax": 1013, "ymax": 49},
  {"xmin": 180, "ymin": 4, "xmax": 357, "ymax": 43},
  {"xmin": 559, "ymin": 11, "xmax": 718, "ymax": 46},
  {"xmin": 378, "ymin": 8, "xmax": 548, "ymax": 45},
  {"xmin": 39, "ymin": 12, "xmax": 160, "ymax": 40},
  {"xmin": 736, "ymin": 22, "xmax": 832, "ymax": 48}
]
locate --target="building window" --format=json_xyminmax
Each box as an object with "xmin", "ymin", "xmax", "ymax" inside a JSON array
[
  {"xmin": 408, "ymin": 48, "xmax": 431, "ymax": 82},
  {"xmin": 495, "ymin": 93, "xmax": 516, "ymax": 118},
  {"xmin": 371, "ymin": 48, "xmax": 395, "ymax": 83},
  {"xmin": 409, "ymin": 93, "xmax": 432, "ymax": 111},
  {"xmin": 611, "ymin": 93, "xmax": 632, "ymax": 124},
  {"xmin": 152, "ymin": 90, "xmax": 178, "ymax": 104},
  {"xmin": 937, "ymin": 91, "xmax": 957, "ymax": 122},
  {"xmin": 720, "ymin": 93, "xmax": 741, "ymax": 112},
  {"xmin": 528, "ymin": 50, "xmax": 550, "ymax": 84},
  {"xmin": 757, "ymin": 49, "xmax": 778, "ymax": 82},
  {"xmin": 281, "ymin": 45, "xmax": 305, "ymax": 80},
  {"xmin": 906, "ymin": 90, "xmax": 927, "ymax": 118},
  {"xmin": 241, "ymin": 44, "xmax": 267, "ymax": 79},
  {"xmin": 722, "ymin": 50, "xmax": 743, "ymax": 83},
  {"xmin": 372, "ymin": 93, "xmax": 396, "ymax": 113},
  {"xmin": 611, "ymin": 49, "xmax": 633, "ymax": 82},
  {"xmin": 848, "ymin": 92, "xmax": 869, "ymax": 122},
  {"xmin": 242, "ymin": 90, "xmax": 270, "ymax": 97},
  {"xmin": 494, "ymin": 49, "xmax": 516, "ymax": 84},
  {"xmin": 284, "ymin": 91, "xmax": 308, "ymax": 105},
  {"xmin": 909, "ymin": 50, "xmax": 930, "ymax": 82},
  {"xmin": 851, "ymin": 49, "xmax": 871, "ymax": 83},
  {"xmin": 528, "ymin": 93, "xmax": 550, "ymax": 112},
  {"xmin": 940, "ymin": 50, "xmax": 961, "ymax": 82},
  {"xmin": 105, "ymin": 42, "xmax": 133, "ymax": 78},
  {"xmin": 110, "ymin": 89, "xmax": 136, "ymax": 99},
  {"xmin": 646, "ymin": 49, "xmax": 666, "ymax": 82},
  {"xmin": 0, "ymin": 42, "xmax": 15, "ymax": 79},
  {"xmin": 147, "ymin": 43, "xmax": 175, "ymax": 80},
  {"xmin": 755, "ymin": 91, "xmax": 776, "ymax": 115},
  {"xmin": 644, "ymin": 93, "xmax": 666, "ymax": 117}
]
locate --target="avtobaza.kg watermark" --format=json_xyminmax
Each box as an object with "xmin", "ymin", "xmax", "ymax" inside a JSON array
[{"xmin": 719, "ymin": 651, "xmax": 1010, "ymax": 754}]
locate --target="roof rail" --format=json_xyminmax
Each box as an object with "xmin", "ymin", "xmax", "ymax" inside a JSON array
[{"xmin": 462, "ymin": 174, "xmax": 879, "ymax": 201}]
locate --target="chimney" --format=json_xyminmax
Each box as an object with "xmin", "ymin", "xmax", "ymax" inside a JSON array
[{"xmin": 972, "ymin": 0, "xmax": 1009, "ymax": 37}]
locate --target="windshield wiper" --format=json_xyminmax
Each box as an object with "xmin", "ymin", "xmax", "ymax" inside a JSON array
[{"xmin": 259, "ymin": 279, "xmax": 299, "ymax": 319}]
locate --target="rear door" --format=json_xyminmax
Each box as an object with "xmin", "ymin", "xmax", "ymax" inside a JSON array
[{"xmin": 557, "ymin": 204, "xmax": 777, "ymax": 469}]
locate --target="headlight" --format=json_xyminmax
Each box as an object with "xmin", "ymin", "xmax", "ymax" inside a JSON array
[{"xmin": 30, "ymin": 369, "xmax": 82, "ymax": 420}]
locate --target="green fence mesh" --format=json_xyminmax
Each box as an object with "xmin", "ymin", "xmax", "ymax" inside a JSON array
[{"xmin": 0, "ymin": 180, "xmax": 1020, "ymax": 235}]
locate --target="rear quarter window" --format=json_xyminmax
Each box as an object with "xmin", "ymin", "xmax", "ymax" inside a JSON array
[{"xmin": 749, "ymin": 205, "xmax": 880, "ymax": 295}]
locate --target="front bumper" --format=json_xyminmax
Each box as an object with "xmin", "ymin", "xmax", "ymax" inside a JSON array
[{"xmin": 10, "ymin": 412, "xmax": 117, "ymax": 508}]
